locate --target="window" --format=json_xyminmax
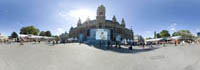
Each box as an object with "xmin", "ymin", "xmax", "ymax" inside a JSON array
[{"xmin": 87, "ymin": 29, "xmax": 90, "ymax": 36}]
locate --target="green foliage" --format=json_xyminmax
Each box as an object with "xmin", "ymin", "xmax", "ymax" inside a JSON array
[
  {"xmin": 173, "ymin": 30, "xmax": 195, "ymax": 40},
  {"xmin": 160, "ymin": 30, "xmax": 170, "ymax": 38},
  {"xmin": 172, "ymin": 30, "xmax": 192, "ymax": 36},
  {"xmin": 20, "ymin": 26, "xmax": 40, "ymax": 35},
  {"xmin": 39, "ymin": 31, "xmax": 46, "ymax": 36},
  {"xmin": 45, "ymin": 31, "xmax": 52, "ymax": 37},
  {"xmin": 157, "ymin": 33, "xmax": 161, "ymax": 38},
  {"xmin": 39, "ymin": 31, "xmax": 52, "ymax": 37},
  {"xmin": 11, "ymin": 32, "xmax": 18, "ymax": 38},
  {"xmin": 53, "ymin": 35, "xmax": 60, "ymax": 41},
  {"xmin": 154, "ymin": 31, "xmax": 157, "ymax": 38},
  {"xmin": 172, "ymin": 32, "xmax": 180, "ymax": 36}
]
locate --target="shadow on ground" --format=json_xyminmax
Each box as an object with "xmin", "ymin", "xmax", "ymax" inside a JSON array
[{"xmin": 87, "ymin": 44, "xmax": 159, "ymax": 54}]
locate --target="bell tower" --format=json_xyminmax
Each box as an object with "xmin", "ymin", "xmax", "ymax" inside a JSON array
[{"xmin": 96, "ymin": 5, "xmax": 106, "ymax": 24}]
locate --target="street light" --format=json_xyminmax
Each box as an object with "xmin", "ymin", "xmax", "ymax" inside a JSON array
[{"xmin": 129, "ymin": 26, "xmax": 133, "ymax": 50}]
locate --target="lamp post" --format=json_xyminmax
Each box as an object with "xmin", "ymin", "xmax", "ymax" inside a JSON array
[{"xmin": 129, "ymin": 26, "xmax": 133, "ymax": 50}]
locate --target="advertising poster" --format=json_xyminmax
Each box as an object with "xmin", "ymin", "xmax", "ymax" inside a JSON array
[{"xmin": 96, "ymin": 29, "xmax": 108, "ymax": 40}]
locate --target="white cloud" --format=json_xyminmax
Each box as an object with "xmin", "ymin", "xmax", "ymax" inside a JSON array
[
  {"xmin": 196, "ymin": 28, "xmax": 200, "ymax": 32},
  {"xmin": 56, "ymin": 28, "xmax": 65, "ymax": 35},
  {"xmin": 168, "ymin": 23, "xmax": 177, "ymax": 32},
  {"xmin": 57, "ymin": 8, "xmax": 96, "ymax": 31},
  {"xmin": 58, "ymin": 8, "xmax": 96, "ymax": 22},
  {"xmin": 142, "ymin": 31, "xmax": 153, "ymax": 38},
  {"xmin": 67, "ymin": 9, "xmax": 96, "ymax": 21}
]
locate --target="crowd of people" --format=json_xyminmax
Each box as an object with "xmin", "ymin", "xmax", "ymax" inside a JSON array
[
  {"xmin": 96, "ymin": 39, "xmax": 200, "ymax": 50},
  {"xmin": 1, "ymin": 37, "xmax": 199, "ymax": 50}
]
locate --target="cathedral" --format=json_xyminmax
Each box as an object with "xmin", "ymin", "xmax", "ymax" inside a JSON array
[{"xmin": 68, "ymin": 5, "xmax": 134, "ymax": 44}]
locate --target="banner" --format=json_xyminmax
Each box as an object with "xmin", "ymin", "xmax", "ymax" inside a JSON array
[{"xmin": 96, "ymin": 29, "xmax": 108, "ymax": 40}]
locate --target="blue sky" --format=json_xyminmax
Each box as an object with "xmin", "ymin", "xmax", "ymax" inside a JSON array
[{"xmin": 0, "ymin": 0, "xmax": 200, "ymax": 38}]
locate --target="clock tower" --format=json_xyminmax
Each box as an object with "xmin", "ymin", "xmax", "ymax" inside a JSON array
[{"xmin": 96, "ymin": 5, "xmax": 106, "ymax": 24}]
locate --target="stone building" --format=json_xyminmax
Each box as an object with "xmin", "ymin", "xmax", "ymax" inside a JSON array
[{"xmin": 68, "ymin": 5, "xmax": 133, "ymax": 44}]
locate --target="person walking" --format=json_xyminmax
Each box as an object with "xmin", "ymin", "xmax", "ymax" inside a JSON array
[
  {"xmin": 53, "ymin": 40, "xmax": 55, "ymax": 46},
  {"xmin": 38, "ymin": 39, "xmax": 41, "ymax": 43},
  {"xmin": 150, "ymin": 42, "xmax": 153, "ymax": 48},
  {"xmin": 175, "ymin": 40, "xmax": 177, "ymax": 46},
  {"xmin": 48, "ymin": 40, "xmax": 51, "ymax": 44},
  {"xmin": 129, "ymin": 41, "xmax": 133, "ymax": 50},
  {"xmin": 107, "ymin": 41, "xmax": 110, "ymax": 49},
  {"xmin": 20, "ymin": 37, "xmax": 24, "ymax": 45},
  {"xmin": 142, "ymin": 43, "xmax": 145, "ymax": 49}
]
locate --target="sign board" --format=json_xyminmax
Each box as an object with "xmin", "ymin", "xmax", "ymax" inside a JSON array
[
  {"xmin": 95, "ymin": 29, "xmax": 109, "ymax": 40},
  {"xmin": 116, "ymin": 35, "xmax": 121, "ymax": 41},
  {"xmin": 79, "ymin": 34, "xmax": 83, "ymax": 41}
]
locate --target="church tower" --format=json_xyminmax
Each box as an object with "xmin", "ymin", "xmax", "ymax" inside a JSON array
[
  {"xmin": 112, "ymin": 15, "xmax": 117, "ymax": 23},
  {"xmin": 96, "ymin": 5, "xmax": 106, "ymax": 24},
  {"xmin": 121, "ymin": 18, "xmax": 126, "ymax": 27},
  {"xmin": 77, "ymin": 18, "xmax": 81, "ymax": 27}
]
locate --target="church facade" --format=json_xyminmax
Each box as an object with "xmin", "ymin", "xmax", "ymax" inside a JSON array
[{"xmin": 68, "ymin": 5, "xmax": 133, "ymax": 44}]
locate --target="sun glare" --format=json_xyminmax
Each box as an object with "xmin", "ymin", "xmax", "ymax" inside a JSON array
[{"xmin": 68, "ymin": 9, "xmax": 96, "ymax": 21}]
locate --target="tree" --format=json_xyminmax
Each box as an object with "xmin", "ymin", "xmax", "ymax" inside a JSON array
[
  {"xmin": 154, "ymin": 31, "xmax": 162, "ymax": 38},
  {"xmin": 172, "ymin": 30, "xmax": 192, "ymax": 36},
  {"xmin": 45, "ymin": 31, "xmax": 52, "ymax": 37},
  {"xmin": 39, "ymin": 31, "xmax": 46, "ymax": 36},
  {"xmin": 172, "ymin": 30, "xmax": 195, "ymax": 40},
  {"xmin": 54, "ymin": 35, "xmax": 60, "ymax": 41},
  {"xmin": 39, "ymin": 31, "xmax": 52, "ymax": 37},
  {"xmin": 20, "ymin": 26, "xmax": 40, "ymax": 35},
  {"xmin": 11, "ymin": 32, "xmax": 18, "ymax": 38},
  {"xmin": 160, "ymin": 30, "xmax": 170, "ymax": 38},
  {"xmin": 157, "ymin": 33, "xmax": 161, "ymax": 38},
  {"xmin": 172, "ymin": 32, "xmax": 179, "ymax": 36},
  {"xmin": 154, "ymin": 31, "xmax": 157, "ymax": 38}
]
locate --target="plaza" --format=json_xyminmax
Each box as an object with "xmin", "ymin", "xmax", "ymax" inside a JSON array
[
  {"xmin": 1, "ymin": 1, "xmax": 200, "ymax": 70},
  {"xmin": 0, "ymin": 42, "xmax": 200, "ymax": 70}
]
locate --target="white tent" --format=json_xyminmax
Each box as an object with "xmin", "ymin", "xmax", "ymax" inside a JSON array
[
  {"xmin": 0, "ymin": 35, "xmax": 8, "ymax": 40},
  {"xmin": 19, "ymin": 34, "xmax": 29, "ymax": 38},
  {"xmin": 0, "ymin": 34, "xmax": 8, "ymax": 42},
  {"xmin": 19, "ymin": 34, "xmax": 54, "ymax": 42},
  {"xmin": 169, "ymin": 36, "xmax": 182, "ymax": 40},
  {"xmin": 145, "ymin": 38, "xmax": 164, "ymax": 42}
]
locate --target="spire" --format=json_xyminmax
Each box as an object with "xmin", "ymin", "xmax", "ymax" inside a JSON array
[
  {"xmin": 77, "ymin": 18, "xmax": 81, "ymax": 27},
  {"xmin": 70, "ymin": 26, "xmax": 74, "ymax": 31},
  {"xmin": 86, "ymin": 17, "xmax": 90, "ymax": 21},
  {"xmin": 86, "ymin": 17, "xmax": 90, "ymax": 24},
  {"xmin": 112, "ymin": 15, "xmax": 117, "ymax": 23},
  {"xmin": 121, "ymin": 18, "xmax": 126, "ymax": 27}
]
